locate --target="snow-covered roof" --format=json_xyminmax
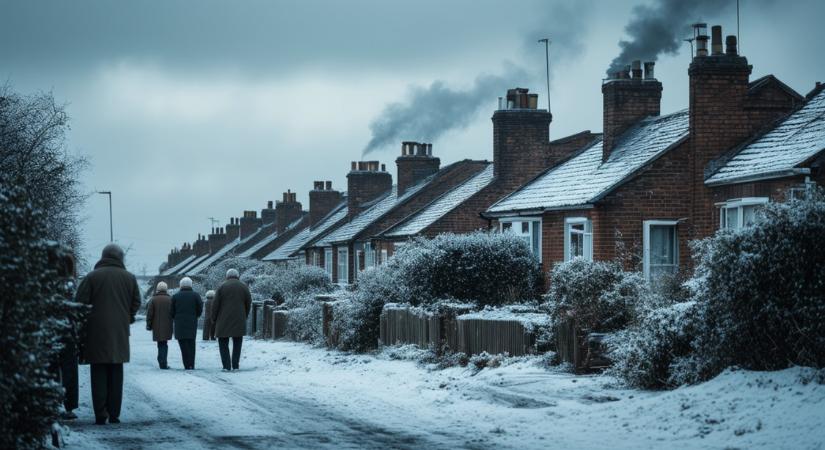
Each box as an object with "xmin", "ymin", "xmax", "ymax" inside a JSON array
[
  {"xmin": 238, "ymin": 216, "xmax": 305, "ymax": 258},
  {"xmin": 173, "ymin": 252, "xmax": 210, "ymax": 276},
  {"xmin": 384, "ymin": 164, "xmax": 494, "ymax": 237},
  {"xmin": 159, "ymin": 254, "xmax": 195, "ymax": 276},
  {"xmin": 262, "ymin": 204, "xmax": 348, "ymax": 261},
  {"xmin": 487, "ymin": 109, "xmax": 690, "ymax": 214},
  {"xmin": 185, "ymin": 237, "xmax": 241, "ymax": 275},
  {"xmin": 706, "ymin": 89, "xmax": 825, "ymax": 185},
  {"xmin": 316, "ymin": 181, "xmax": 429, "ymax": 246}
]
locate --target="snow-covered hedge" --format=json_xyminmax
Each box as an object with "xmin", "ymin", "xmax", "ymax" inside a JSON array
[
  {"xmin": 195, "ymin": 257, "xmax": 332, "ymax": 302},
  {"xmin": 330, "ymin": 232, "xmax": 543, "ymax": 353},
  {"xmin": 688, "ymin": 190, "xmax": 825, "ymax": 377},
  {"xmin": 0, "ymin": 182, "xmax": 87, "ymax": 447},
  {"xmin": 606, "ymin": 301, "xmax": 700, "ymax": 389},
  {"xmin": 546, "ymin": 258, "xmax": 651, "ymax": 332}
]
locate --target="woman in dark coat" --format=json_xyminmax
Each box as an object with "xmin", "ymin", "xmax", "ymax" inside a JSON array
[
  {"xmin": 146, "ymin": 282, "xmax": 173, "ymax": 369},
  {"xmin": 171, "ymin": 277, "xmax": 203, "ymax": 370}
]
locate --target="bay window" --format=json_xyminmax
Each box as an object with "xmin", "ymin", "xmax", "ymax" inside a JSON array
[
  {"xmin": 500, "ymin": 218, "xmax": 541, "ymax": 261},
  {"xmin": 564, "ymin": 217, "xmax": 592, "ymax": 261},
  {"xmin": 643, "ymin": 220, "xmax": 679, "ymax": 280},
  {"xmin": 719, "ymin": 198, "xmax": 768, "ymax": 230}
]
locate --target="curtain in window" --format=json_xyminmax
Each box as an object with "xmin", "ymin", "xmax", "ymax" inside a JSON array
[{"xmin": 649, "ymin": 225, "xmax": 677, "ymax": 277}]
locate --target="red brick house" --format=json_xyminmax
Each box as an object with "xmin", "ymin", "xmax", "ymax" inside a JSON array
[{"xmin": 484, "ymin": 26, "xmax": 808, "ymax": 280}]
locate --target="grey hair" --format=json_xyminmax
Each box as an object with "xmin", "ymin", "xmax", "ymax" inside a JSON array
[
  {"xmin": 180, "ymin": 277, "xmax": 193, "ymax": 288},
  {"xmin": 226, "ymin": 268, "xmax": 239, "ymax": 279}
]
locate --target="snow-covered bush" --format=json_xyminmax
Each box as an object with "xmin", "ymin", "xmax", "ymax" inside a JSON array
[
  {"xmin": 284, "ymin": 293, "xmax": 325, "ymax": 344},
  {"xmin": 606, "ymin": 301, "xmax": 700, "ymax": 389},
  {"xmin": 332, "ymin": 263, "xmax": 399, "ymax": 352},
  {"xmin": 196, "ymin": 257, "xmax": 332, "ymax": 302},
  {"xmin": 688, "ymin": 190, "xmax": 825, "ymax": 377},
  {"xmin": 547, "ymin": 258, "xmax": 650, "ymax": 332},
  {"xmin": 0, "ymin": 181, "xmax": 86, "ymax": 448}
]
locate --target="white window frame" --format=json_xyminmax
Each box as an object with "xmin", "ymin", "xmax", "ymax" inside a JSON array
[
  {"xmin": 311, "ymin": 250, "xmax": 320, "ymax": 267},
  {"xmin": 563, "ymin": 217, "xmax": 593, "ymax": 262},
  {"xmin": 717, "ymin": 197, "xmax": 768, "ymax": 230},
  {"xmin": 380, "ymin": 249, "xmax": 389, "ymax": 265},
  {"xmin": 323, "ymin": 248, "xmax": 333, "ymax": 280},
  {"xmin": 643, "ymin": 220, "xmax": 679, "ymax": 280},
  {"xmin": 499, "ymin": 217, "xmax": 542, "ymax": 262},
  {"xmin": 337, "ymin": 247, "xmax": 349, "ymax": 285}
]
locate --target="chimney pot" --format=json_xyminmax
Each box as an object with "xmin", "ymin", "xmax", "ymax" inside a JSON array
[
  {"xmin": 725, "ymin": 35, "xmax": 738, "ymax": 55},
  {"xmin": 643, "ymin": 61, "xmax": 655, "ymax": 80},
  {"xmin": 711, "ymin": 25, "xmax": 723, "ymax": 55},
  {"xmin": 631, "ymin": 60, "xmax": 642, "ymax": 79},
  {"xmin": 527, "ymin": 93, "xmax": 539, "ymax": 109},
  {"xmin": 267, "ymin": 200, "xmax": 273, "ymax": 209},
  {"xmin": 381, "ymin": 163, "xmax": 386, "ymax": 171},
  {"xmin": 696, "ymin": 35, "xmax": 709, "ymax": 57},
  {"xmin": 325, "ymin": 180, "xmax": 332, "ymax": 190}
]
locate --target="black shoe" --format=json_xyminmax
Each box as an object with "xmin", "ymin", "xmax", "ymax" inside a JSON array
[
  {"xmin": 95, "ymin": 417, "xmax": 107, "ymax": 425},
  {"xmin": 109, "ymin": 417, "xmax": 120, "ymax": 424},
  {"xmin": 61, "ymin": 411, "xmax": 78, "ymax": 420}
]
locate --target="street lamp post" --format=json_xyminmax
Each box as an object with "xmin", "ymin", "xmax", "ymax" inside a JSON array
[{"xmin": 97, "ymin": 191, "xmax": 113, "ymax": 242}]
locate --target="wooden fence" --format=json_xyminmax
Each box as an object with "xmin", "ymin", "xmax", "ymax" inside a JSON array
[{"xmin": 556, "ymin": 320, "xmax": 611, "ymax": 373}]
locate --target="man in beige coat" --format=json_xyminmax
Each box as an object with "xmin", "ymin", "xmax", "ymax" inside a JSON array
[
  {"xmin": 75, "ymin": 244, "xmax": 141, "ymax": 425},
  {"xmin": 146, "ymin": 282, "xmax": 173, "ymax": 369},
  {"xmin": 211, "ymin": 269, "xmax": 251, "ymax": 371}
]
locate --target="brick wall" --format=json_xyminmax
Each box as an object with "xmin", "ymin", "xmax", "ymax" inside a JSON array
[
  {"xmin": 397, "ymin": 142, "xmax": 440, "ymax": 196},
  {"xmin": 602, "ymin": 78, "xmax": 662, "ymax": 160},
  {"xmin": 309, "ymin": 181, "xmax": 342, "ymax": 227},
  {"xmin": 347, "ymin": 161, "xmax": 392, "ymax": 219},
  {"xmin": 275, "ymin": 190, "xmax": 303, "ymax": 234},
  {"xmin": 492, "ymin": 108, "xmax": 552, "ymax": 192},
  {"xmin": 240, "ymin": 210, "xmax": 263, "ymax": 239}
]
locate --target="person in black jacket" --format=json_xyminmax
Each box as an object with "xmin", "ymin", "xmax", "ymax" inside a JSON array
[{"xmin": 171, "ymin": 277, "xmax": 203, "ymax": 370}]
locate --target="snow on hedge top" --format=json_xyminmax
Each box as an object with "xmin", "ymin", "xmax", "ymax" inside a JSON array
[
  {"xmin": 384, "ymin": 164, "xmax": 494, "ymax": 237},
  {"xmin": 185, "ymin": 237, "xmax": 241, "ymax": 275},
  {"xmin": 262, "ymin": 204, "xmax": 348, "ymax": 261},
  {"xmin": 458, "ymin": 305, "xmax": 551, "ymax": 330},
  {"xmin": 159, "ymin": 254, "xmax": 195, "ymax": 276},
  {"xmin": 317, "ymin": 181, "xmax": 429, "ymax": 246},
  {"xmin": 706, "ymin": 90, "xmax": 825, "ymax": 185},
  {"xmin": 487, "ymin": 110, "xmax": 689, "ymax": 214}
]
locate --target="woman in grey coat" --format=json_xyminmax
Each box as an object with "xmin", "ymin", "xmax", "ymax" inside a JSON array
[
  {"xmin": 202, "ymin": 290, "xmax": 216, "ymax": 341},
  {"xmin": 146, "ymin": 282, "xmax": 173, "ymax": 369},
  {"xmin": 171, "ymin": 277, "xmax": 203, "ymax": 370}
]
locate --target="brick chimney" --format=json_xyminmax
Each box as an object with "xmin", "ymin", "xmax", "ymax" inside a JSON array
[
  {"xmin": 167, "ymin": 248, "xmax": 179, "ymax": 266},
  {"xmin": 492, "ymin": 87, "xmax": 552, "ymax": 191},
  {"xmin": 193, "ymin": 234, "xmax": 209, "ymax": 257},
  {"xmin": 179, "ymin": 242, "xmax": 193, "ymax": 260},
  {"xmin": 396, "ymin": 142, "xmax": 440, "ymax": 196},
  {"xmin": 208, "ymin": 227, "xmax": 228, "ymax": 253},
  {"xmin": 309, "ymin": 180, "xmax": 343, "ymax": 227},
  {"xmin": 275, "ymin": 190, "xmax": 303, "ymax": 234},
  {"xmin": 689, "ymin": 25, "xmax": 752, "ymax": 236},
  {"xmin": 239, "ymin": 210, "xmax": 262, "ymax": 239},
  {"xmin": 261, "ymin": 200, "xmax": 277, "ymax": 224},
  {"xmin": 346, "ymin": 161, "xmax": 392, "ymax": 218},
  {"xmin": 225, "ymin": 217, "xmax": 240, "ymax": 239},
  {"xmin": 602, "ymin": 60, "xmax": 662, "ymax": 161}
]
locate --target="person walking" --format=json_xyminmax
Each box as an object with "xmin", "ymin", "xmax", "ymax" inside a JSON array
[
  {"xmin": 171, "ymin": 277, "xmax": 202, "ymax": 370},
  {"xmin": 75, "ymin": 244, "xmax": 141, "ymax": 425},
  {"xmin": 202, "ymin": 290, "xmax": 216, "ymax": 341},
  {"xmin": 211, "ymin": 269, "xmax": 251, "ymax": 371},
  {"xmin": 146, "ymin": 281, "xmax": 173, "ymax": 369}
]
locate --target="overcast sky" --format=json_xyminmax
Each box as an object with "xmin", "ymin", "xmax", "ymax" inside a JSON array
[{"xmin": 2, "ymin": 0, "xmax": 823, "ymax": 273}]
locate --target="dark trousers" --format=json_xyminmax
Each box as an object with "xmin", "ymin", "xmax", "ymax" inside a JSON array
[
  {"xmin": 157, "ymin": 341, "xmax": 169, "ymax": 369},
  {"xmin": 90, "ymin": 363, "xmax": 123, "ymax": 421},
  {"xmin": 218, "ymin": 337, "xmax": 243, "ymax": 370},
  {"xmin": 178, "ymin": 339, "xmax": 196, "ymax": 369},
  {"xmin": 51, "ymin": 341, "xmax": 79, "ymax": 411}
]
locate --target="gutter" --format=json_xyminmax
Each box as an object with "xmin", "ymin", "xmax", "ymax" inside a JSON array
[
  {"xmin": 482, "ymin": 203, "xmax": 594, "ymax": 219},
  {"xmin": 705, "ymin": 168, "xmax": 811, "ymax": 186}
]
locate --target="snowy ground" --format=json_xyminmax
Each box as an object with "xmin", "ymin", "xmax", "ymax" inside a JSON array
[{"xmin": 63, "ymin": 320, "xmax": 825, "ymax": 449}]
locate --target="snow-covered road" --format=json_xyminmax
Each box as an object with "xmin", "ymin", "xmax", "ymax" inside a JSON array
[{"xmin": 64, "ymin": 320, "xmax": 825, "ymax": 449}]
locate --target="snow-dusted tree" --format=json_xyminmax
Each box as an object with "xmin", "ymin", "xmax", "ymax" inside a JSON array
[
  {"xmin": 0, "ymin": 85, "xmax": 87, "ymax": 255},
  {"xmin": 0, "ymin": 180, "xmax": 86, "ymax": 448},
  {"xmin": 689, "ymin": 188, "xmax": 825, "ymax": 377}
]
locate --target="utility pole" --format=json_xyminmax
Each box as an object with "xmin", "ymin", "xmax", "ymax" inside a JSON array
[
  {"xmin": 97, "ymin": 191, "xmax": 113, "ymax": 242},
  {"xmin": 537, "ymin": 38, "xmax": 551, "ymax": 114}
]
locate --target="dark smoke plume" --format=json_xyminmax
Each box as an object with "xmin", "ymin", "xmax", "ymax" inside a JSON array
[
  {"xmin": 605, "ymin": 0, "xmax": 763, "ymax": 75},
  {"xmin": 363, "ymin": 2, "xmax": 590, "ymax": 155}
]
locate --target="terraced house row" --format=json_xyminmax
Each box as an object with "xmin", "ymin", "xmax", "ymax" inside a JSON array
[{"xmin": 157, "ymin": 25, "xmax": 825, "ymax": 287}]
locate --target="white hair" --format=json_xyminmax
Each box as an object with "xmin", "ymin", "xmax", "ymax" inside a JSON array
[
  {"xmin": 226, "ymin": 268, "xmax": 239, "ymax": 279},
  {"xmin": 180, "ymin": 277, "xmax": 193, "ymax": 288},
  {"xmin": 206, "ymin": 290, "xmax": 216, "ymax": 298},
  {"xmin": 156, "ymin": 281, "xmax": 168, "ymax": 293}
]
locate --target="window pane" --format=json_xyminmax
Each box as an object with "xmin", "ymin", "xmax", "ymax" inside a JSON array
[
  {"xmin": 742, "ymin": 205, "xmax": 759, "ymax": 226},
  {"xmin": 650, "ymin": 225, "xmax": 676, "ymax": 265},
  {"xmin": 521, "ymin": 222, "xmax": 530, "ymax": 233},
  {"xmin": 531, "ymin": 223, "xmax": 540, "ymax": 257},
  {"xmin": 725, "ymin": 207, "xmax": 740, "ymax": 229},
  {"xmin": 502, "ymin": 222, "xmax": 512, "ymax": 230},
  {"xmin": 570, "ymin": 230, "xmax": 583, "ymax": 259}
]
